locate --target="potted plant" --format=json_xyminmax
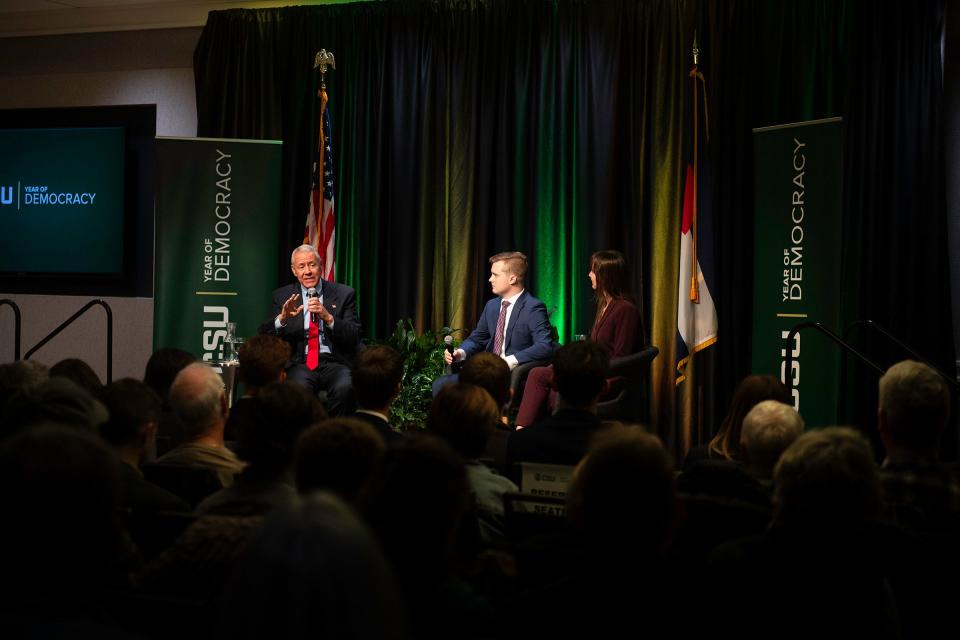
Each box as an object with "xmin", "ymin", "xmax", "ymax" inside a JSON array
[{"xmin": 378, "ymin": 319, "xmax": 461, "ymax": 430}]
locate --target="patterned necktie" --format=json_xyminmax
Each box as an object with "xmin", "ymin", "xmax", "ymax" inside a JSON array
[
  {"xmin": 492, "ymin": 300, "xmax": 511, "ymax": 356},
  {"xmin": 306, "ymin": 315, "xmax": 320, "ymax": 370}
]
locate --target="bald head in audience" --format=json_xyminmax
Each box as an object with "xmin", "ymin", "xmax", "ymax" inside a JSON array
[{"xmin": 169, "ymin": 363, "xmax": 229, "ymax": 445}]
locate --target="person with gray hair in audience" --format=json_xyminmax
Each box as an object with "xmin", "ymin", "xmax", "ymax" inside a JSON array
[
  {"xmin": 155, "ymin": 363, "xmax": 244, "ymax": 487},
  {"xmin": 739, "ymin": 400, "xmax": 804, "ymax": 481},
  {"xmin": 875, "ymin": 363, "xmax": 960, "ymax": 640},
  {"xmin": 876, "ymin": 359, "xmax": 959, "ymax": 528},
  {"xmin": 708, "ymin": 427, "xmax": 900, "ymax": 640}
]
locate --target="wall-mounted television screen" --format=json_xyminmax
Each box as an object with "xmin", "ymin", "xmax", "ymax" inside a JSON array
[{"xmin": 0, "ymin": 105, "xmax": 155, "ymax": 296}]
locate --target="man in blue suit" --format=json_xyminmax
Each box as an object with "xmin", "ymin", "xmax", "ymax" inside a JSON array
[{"xmin": 434, "ymin": 251, "xmax": 554, "ymax": 396}]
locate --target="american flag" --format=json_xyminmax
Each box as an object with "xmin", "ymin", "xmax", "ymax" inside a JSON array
[{"xmin": 304, "ymin": 85, "xmax": 336, "ymax": 281}]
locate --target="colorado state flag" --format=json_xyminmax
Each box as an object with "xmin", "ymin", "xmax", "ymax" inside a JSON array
[{"xmin": 676, "ymin": 58, "xmax": 717, "ymax": 384}]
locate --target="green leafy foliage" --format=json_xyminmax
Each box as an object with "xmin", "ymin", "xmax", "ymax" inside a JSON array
[{"xmin": 377, "ymin": 319, "xmax": 458, "ymax": 431}]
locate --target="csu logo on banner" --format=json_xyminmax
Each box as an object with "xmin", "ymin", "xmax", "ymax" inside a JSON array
[{"xmin": 1, "ymin": 185, "xmax": 13, "ymax": 206}]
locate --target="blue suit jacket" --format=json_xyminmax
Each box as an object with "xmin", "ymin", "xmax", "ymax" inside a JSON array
[{"xmin": 459, "ymin": 290, "xmax": 555, "ymax": 364}]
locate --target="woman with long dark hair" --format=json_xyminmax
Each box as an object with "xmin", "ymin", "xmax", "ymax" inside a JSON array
[{"xmin": 514, "ymin": 250, "xmax": 643, "ymax": 429}]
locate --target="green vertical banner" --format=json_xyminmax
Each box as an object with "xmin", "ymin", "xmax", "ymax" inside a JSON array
[
  {"xmin": 154, "ymin": 137, "xmax": 282, "ymax": 361},
  {"xmin": 751, "ymin": 118, "xmax": 843, "ymax": 427}
]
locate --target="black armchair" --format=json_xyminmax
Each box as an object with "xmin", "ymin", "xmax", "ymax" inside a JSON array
[{"xmin": 596, "ymin": 345, "xmax": 659, "ymax": 423}]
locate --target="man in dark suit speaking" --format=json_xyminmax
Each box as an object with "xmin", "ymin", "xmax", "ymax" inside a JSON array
[
  {"xmin": 258, "ymin": 244, "xmax": 361, "ymax": 415},
  {"xmin": 434, "ymin": 251, "xmax": 554, "ymax": 395}
]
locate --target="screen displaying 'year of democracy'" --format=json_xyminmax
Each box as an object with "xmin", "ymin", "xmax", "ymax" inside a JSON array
[{"xmin": 0, "ymin": 127, "xmax": 125, "ymax": 274}]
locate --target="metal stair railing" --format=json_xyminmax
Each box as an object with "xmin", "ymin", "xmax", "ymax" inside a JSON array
[
  {"xmin": 0, "ymin": 299, "xmax": 22, "ymax": 361},
  {"xmin": 24, "ymin": 299, "xmax": 113, "ymax": 383}
]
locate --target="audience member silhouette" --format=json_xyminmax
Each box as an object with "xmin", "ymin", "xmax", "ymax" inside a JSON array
[
  {"xmin": 143, "ymin": 347, "xmax": 196, "ymax": 448},
  {"xmin": 143, "ymin": 347, "xmax": 197, "ymax": 401},
  {"xmin": 684, "ymin": 374, "xmax": 791, "ymax": 467},
  {"xmin": 708, "ymin": 427, "xmax": 901, "ymax": 640},
  {"xmin": 429, "ymin": 383, "xmax": 519, "ymax": 542},
  {"xmin": 568, "ymin": 429, "xmax": 677, "ymax": 559},
  {"xmin": 99, "ymin": 378, "xmax": 189, "ymax": 513},
  {"xmin": 1, "ymin": 376, "xmax": 108, "ymax": 437},
  {"xmin": 363, "ymin": 434, "xmax": 491, "ymax": 640},
  {"xmin": 155, "ymin": 363, "xmax": 244, "ymax": 487},
  {"xmin": 675, "ymin": 399, "xmax": 802, "ymax": 560},
  {"xmin": 505, "ymin": 340, "xmax": 612, "ymax": 470},
  {"xmin": 507, "ymin": 428, "xmax": 687, "ymax": 638},
  {"xmin": 225, "ymin": 334, "xmax": 290, "ymax": 441},
  {"xmin": 0, "ymin": 360, "xmax": 48, "ymax": 414},
  {"xmin": 294, "ymin": 417, "xmax": 385, "ymax": 506},
  {"xmin": 197, "ymin": 382, "xmax": 325, "ymax": 516},
  {"xmin": 49, "ymin": 357, "xmax": 103, "ymax": 397},
  {"xmin": 459, "ymin": 352, "xmax": 513, "ymax": 416},
  {"xmin": 874, "ymin": 363, "xmax": 960, "ymax": 640},
  {"xmin": 0, "ymin": 426, "xmax": 134, "ymax": 636},
  {"xmin": 217, "ymin": 492, "xmax": 407, "ymax": 640},
  {"xmin": 350, "ymin": 344, "xmax": 405, "ymax": 443},
  {"xmin": 459, "ymin": 352, "xmax": 513, "ymax": 471},
  {"xmin": 739, "ymin": 400, "xmax": 804, "ymax": 481},
  {"xmin": 876, "ymin": 359, "xmax": 959, "ymax": 530},
  {"xmin": 140, "ymin": 382, "xmax": 326, "ymax": 601}
]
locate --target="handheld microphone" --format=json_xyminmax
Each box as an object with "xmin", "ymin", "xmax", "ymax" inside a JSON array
[
  {"xmin": 307, "ymin": 287, "xmax": 319, "ymax": 324},
  {"xmin": 444, "ymin": 334, "xmax": 460, "ymax": 373}
]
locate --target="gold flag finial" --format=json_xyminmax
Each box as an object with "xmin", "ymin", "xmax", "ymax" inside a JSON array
[{"xmin": 314, "ymin": 49, "xmax": 336, "ymax": 75}]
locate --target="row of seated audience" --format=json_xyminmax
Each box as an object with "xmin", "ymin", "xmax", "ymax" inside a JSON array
[{"xmin": 0, "ymin": 341, "xmax": 958, "ymax": 639}]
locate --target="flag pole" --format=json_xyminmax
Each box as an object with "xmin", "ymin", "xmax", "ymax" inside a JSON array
[{"xmin": 689, "ymin": 34, "xmax": 701, "ymax": 304}]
